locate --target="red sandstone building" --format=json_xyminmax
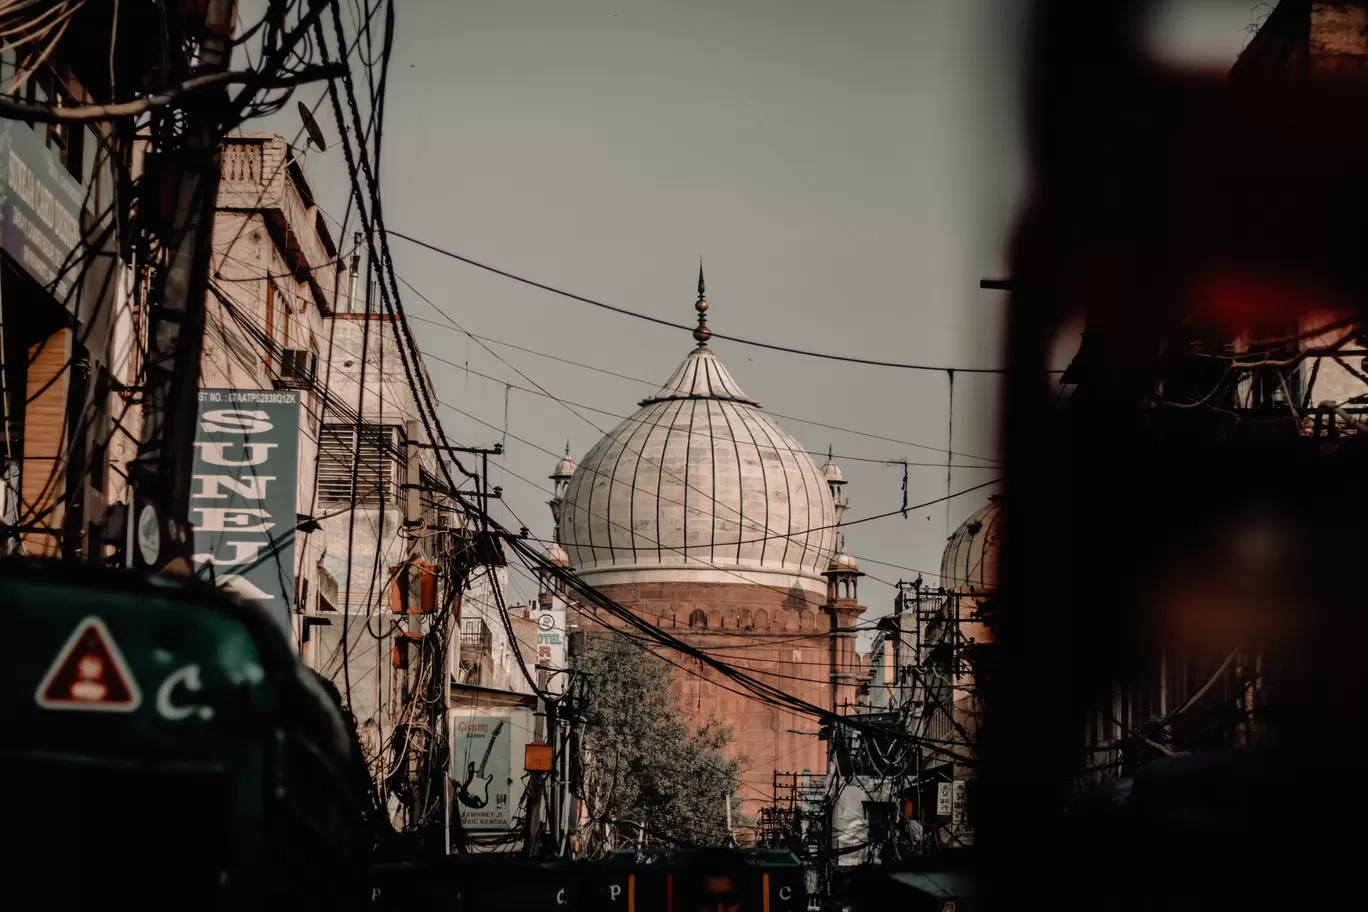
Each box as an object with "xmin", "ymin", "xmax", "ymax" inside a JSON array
[{"xmin": 549, "ymin": 274, "xmax": 866, "ymax": 818}]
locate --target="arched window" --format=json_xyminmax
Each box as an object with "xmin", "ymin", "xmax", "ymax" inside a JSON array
[
  {"xmin": 689, "ymin": 609, "xmax": 708, "ymax": 628},
  {"xmin": 754, "ymin": 609, "xmax": 770, "ymax": 631}
]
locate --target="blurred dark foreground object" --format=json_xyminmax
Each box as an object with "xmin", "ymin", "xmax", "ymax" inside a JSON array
[
  {"xmin": 0, "ymin": 558, "xmax": 381, "ymax": 911},
  {"xmin": 1063, "ymin": 748, "xmax": 1306, "ymax": 902},
  {"xmin": 370, "ymin": 848, "xmax": 808, "ymax": 911},
  {"xmin": 984, "ymin": 2, "xmax": 1368, "ymax": 909},
  {"xmin": 828, "ymin": 851, "xmax": 978, "ymax": 912}
]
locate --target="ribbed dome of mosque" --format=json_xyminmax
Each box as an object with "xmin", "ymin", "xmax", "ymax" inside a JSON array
[
  {"xmin": 940, "ymin": 497, "xmax": 1001, "ymax": 594},
  {"xmin": 557, "ymin": 277, "xmax": 839, "ymax": 594}
]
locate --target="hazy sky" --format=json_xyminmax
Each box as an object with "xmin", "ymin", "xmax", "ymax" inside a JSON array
[{"xmin": 239, "ymin": 0, "xmax": 1258, "ymax": 620}]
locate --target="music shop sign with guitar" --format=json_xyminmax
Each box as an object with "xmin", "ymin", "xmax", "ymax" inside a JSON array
[{"xmin": 454, "ymin": 715, "xmax": 512, "ymax": 828}]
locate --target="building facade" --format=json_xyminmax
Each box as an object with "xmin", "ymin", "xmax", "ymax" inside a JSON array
[
  {"xmin": 200, "ymin": 132, "xmax": 341, "ymax": 642},
  {"xmin": 0, "ymin": 45, "xmax": 135, "ymax": 559}
]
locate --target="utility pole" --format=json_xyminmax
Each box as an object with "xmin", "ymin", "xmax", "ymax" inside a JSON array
[
  {"xmin": 558, "ymin": 689, "xmax": 573, "ymax": 858},
  {"xmin": 527, "ymin": 663, "xmax": 549, "ymax": 857},
  {"xmin": 393, "ymin": 418, "xmax": 425, "ymax": 828},
  {"xmin": 829, "ymin": 605, "xmax": 840, "ymax": 715},
  {"xmin": 127, "ymin": 0, "xmax": 238, "ymax": 573},
  {"xmin": 564, "ymin": 631, "xmax": 587, "ymax": 859},
  {"xmin": 427, "ymin": 441, "xmax": 502, "ymax": 844}
]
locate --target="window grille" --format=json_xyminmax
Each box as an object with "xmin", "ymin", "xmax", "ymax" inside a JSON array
[
  {"xmin": 317, "ymin": 424, "xmax": 400, "ymax": 505},
  {"xmin": 461, "ymin": 619, "xmax": 492, "ymax": 654}
]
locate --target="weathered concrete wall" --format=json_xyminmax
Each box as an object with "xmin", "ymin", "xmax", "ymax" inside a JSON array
[{"xmin": 457, "ymin": 564, "xmax": 538, "ymax": 696}]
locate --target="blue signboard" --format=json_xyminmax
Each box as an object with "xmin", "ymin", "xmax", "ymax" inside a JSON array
[
  {"xmin": 190, "ymin": 389, "xmax": 301, "ymax": 631},
  {"xmin": 0, "ymin": 120, "xmax": 85, "ymax": 301}
]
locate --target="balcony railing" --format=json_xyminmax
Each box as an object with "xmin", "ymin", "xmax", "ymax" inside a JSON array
[{"xmin": 461, "ymin": 627, "xmax": 492, "ymax": 654}]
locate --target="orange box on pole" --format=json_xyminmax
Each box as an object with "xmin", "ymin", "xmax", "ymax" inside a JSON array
[
  {"xmin": 524, "ymin": 742, "xmax": 553, "ymax": 772},
  {"xmin": 390, "ymin": 561, "xmax": 438, "ymax": 614}
]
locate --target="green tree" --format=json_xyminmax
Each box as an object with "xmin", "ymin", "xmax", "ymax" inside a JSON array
[{"xmin": 576, "ymin": 631, "xmax": 743, "ymax": 850}]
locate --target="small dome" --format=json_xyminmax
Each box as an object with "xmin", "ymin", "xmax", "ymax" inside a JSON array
[
  {"xmin": 550, "ymin": 444, "xmax": 577, "ymax": 481},
  {"xmin": 941, "ymin": 497, "xmax": 1001, "ymax": 594},
  {"xmin": 546, "ymin": 542, "xmax": 571, "ymax": 566},
  {"xmin": 826, "ymin": 547, "xmax": 862, "ymax": 575},
  {"xmin": 820, "ymin": 448, "xmax": 845, "ymax": 485}
]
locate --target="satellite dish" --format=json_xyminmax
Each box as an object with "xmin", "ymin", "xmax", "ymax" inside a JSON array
[{"xmin": 298, "ymin": 101, "xmax": 327, "ymax": 152}]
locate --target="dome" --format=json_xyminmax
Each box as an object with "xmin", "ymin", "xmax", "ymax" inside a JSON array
[
  {"xmin": 941, "ymin": 497, "xmax": 1001, "ymax": 594},
  {"xmin": 820, "ymin": 448, "xmax": 845, "ymax": 485},
  {"xmin": 826, "ymin": 547, "xmax": 861, "ymax": 575},
  {"xmin": 546, "ymin": 542, "xmax": 571, "ymax": 566},
  {"xmin": 550, "ymin": 444, "xmax": 577, "ymax": 481},
  {"xmin": 558, "ymin": 345, "xmax": 838, "ymax": 595}
]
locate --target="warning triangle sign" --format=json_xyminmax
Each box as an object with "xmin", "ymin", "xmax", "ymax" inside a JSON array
[{"xmin": 35, "ymin": 617, "xmax": 142, "ymax": 712}]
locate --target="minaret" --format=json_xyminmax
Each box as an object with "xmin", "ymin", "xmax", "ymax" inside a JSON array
[
  {"xmin": 821, "ymin": 446, "xmax": 849, "ymax": 525},
  {"xmin": 824, "ymin": 537, "xmax": 866, "ymax": 714},
  {"xmin": 543, "ymin": 445, "xmax": 576, "ymax": 602},
  {"xmin": 548, "ymin": 442, "xmax": 576, "ymax": 541}
]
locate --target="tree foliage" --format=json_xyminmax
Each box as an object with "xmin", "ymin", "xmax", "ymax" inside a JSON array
[{"xmin": 577, "ymin": 631, "xmax": 743, "ymax": 850}]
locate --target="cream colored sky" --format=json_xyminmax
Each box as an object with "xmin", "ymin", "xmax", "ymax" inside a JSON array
[{"xmin": 240, "ymin": 0, "xmax": 1257, "ymax": 618}]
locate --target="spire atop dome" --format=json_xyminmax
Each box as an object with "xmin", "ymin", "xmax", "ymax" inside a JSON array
[{"xmin": 693, "ymin": 261, "xmax": 711, "ymax": 347}]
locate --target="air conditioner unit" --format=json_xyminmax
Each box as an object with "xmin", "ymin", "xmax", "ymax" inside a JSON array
[{"xmin": 275, "ymin": 348, "xmax": 315, "ymax": 388}]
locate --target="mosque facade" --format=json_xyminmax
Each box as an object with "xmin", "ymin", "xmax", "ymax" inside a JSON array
[{"xmin": 548, "ymin": 272, "xmax": 865, "ymax": 821}]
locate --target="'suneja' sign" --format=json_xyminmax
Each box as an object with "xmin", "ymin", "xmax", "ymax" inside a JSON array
[{"xmin": 191, "ymin": 390, "xmax": 300, "ymax": 631}]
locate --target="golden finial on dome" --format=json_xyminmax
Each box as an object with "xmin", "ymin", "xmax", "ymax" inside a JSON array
[{"xmin": 693, "ymin": 259, "xmax": 711, "ymax": 347}]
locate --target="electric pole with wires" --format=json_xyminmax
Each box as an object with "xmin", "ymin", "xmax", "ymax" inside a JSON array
[{"xmin": 124, "ymin": 0, "xmax": 239, "ymax": 575}]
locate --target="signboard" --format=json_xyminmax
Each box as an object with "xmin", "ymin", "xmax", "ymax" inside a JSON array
[
  {"xmin": 190, "ymin": 390, "xmax": 300, "ymax": 631},
  {"xmin": 936, "ymin": 781, "xmax": 952, "ymax": 817},
  {"xmin": 950, "ymin": 780, "xmax": 974, "ymax": 846},
  {"xmin": 0, "ymin": 120, "xmax": 85, "ymax": 301},
  {"xmin": 530, "ymin": 601, "xmax": 567, "ymax": 695},
  {"xmin": 452, "ymin": 714, "xmax": 513, "ymax": 829}
]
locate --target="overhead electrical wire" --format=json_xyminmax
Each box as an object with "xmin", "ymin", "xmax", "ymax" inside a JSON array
[
  {"xmin": 386, "ymin": 229, "xmax": 1023, "ymax": 374},
  {"xmin": 432, "ymin": 356, "xmax": 996, "ymax": 469},
  {"xmin": 209, "ymin": 258, "xmax": 988, "ymax": 471},
  {"xmin": 440, "ymin": 393, "xmax": 999, "ymax": 548},
  {"xmin": 396, "ymin": 290, "xmax": 1000, "ymax": 465},
  {"xmin": 454, "ymin": 419, "xmax": 957, "ymax": 600},
  {"xmin": 316, "ymin": 0, "xmax": 553, "ymax": 709}
]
